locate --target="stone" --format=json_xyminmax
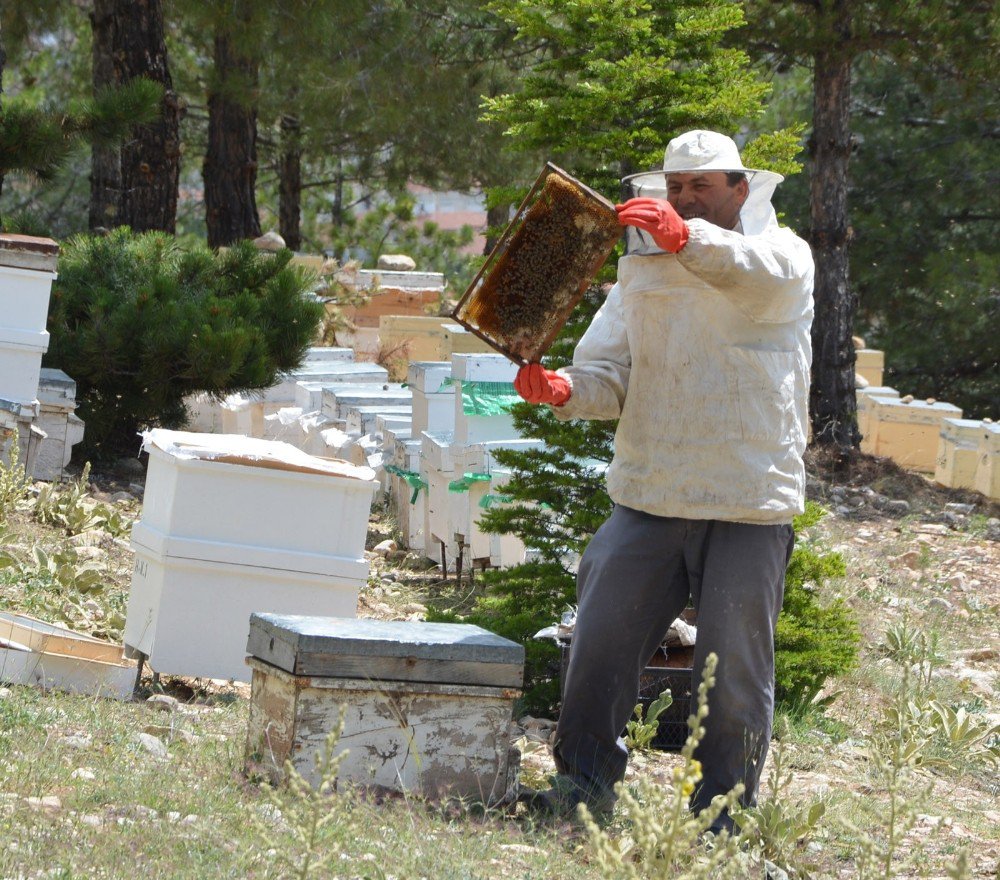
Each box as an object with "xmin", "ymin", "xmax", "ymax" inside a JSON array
[
  {"xmin": 71, "ymin": 768, "xmax": 96, "ymax": 780},
  {"xmin": 928, "ymin": 597, "xmax": 954, "ymax": 612},
  {"xmin": 372, "ymin": 539, "xmax": 398, "ymax": 556},
  {"xmin": 137, "ymin": 732, "xmax": 169, "ymax": 759},
  {"xmin": 26, "ymin": 795, "xmax": 61, "ymax": 812},
  {"xmin": 253, "ymin": 231, "xmax": 286, "ymax": 252},
  {"xmin": 376, "ymin": 253, "xmax": 417, "ymax": 272},
  {"xmin": 885, "ymin": 499, "xmax": 911, "ymax": 515},
  {"xmin": 0, "ymin": 687, "xmax": 12, "ymax": 700},
  {"xmin": 146, "ymin": 694, "xmax": 179, "ymax": 712},
  {"xmin": 61, "ymin": 734, "xmax": 92, "ymax": 749}
]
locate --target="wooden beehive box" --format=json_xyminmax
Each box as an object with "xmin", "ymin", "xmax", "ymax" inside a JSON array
[
  {"xmin": 974, "ymin": 422, "xmax": 1000, "ymax": 500},
  {"xmin": 245, "ymin": 615, "xmax": 524, "ymax": 804},
  {"xmin": 867, "ymin": 397, "xmax": 962, "ymax": 473},
  {"xmin": 934, "ymin": 418, "xmax": 983, "ymax": 490}
]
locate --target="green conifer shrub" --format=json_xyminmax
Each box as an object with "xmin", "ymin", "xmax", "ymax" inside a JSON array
[{"xmin": 45, "ymin": 229, "xmax": 324, "ymax": 458}]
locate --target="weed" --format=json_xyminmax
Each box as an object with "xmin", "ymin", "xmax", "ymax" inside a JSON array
[
  {"xmin": 583, "ymin": 654, "xmax": 752, "ymax": 878},
  {"xmin": 735, "ymin": 741, "xmax": 826, "ymax": 876},
  {"xmin": 252, "ymin": 707, "xmax": 358, "ymax": 879},
  {"xmin": 624, "ymin": 688, "xmax": 673, "ymax": 752},
  {"xmin": 0, "ymin": 433, "xmax": 31, "ymax": 521}
]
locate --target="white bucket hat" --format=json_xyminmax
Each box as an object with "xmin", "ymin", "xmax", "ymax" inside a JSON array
[{"xmin": 622, "ymin": 130, "xmax": 784, "ymax": 250}]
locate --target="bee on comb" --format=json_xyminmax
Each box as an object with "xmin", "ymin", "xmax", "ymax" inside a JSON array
[{"xmin": 452, "ymin": 165, "xmax": 621, "ymax": 365}]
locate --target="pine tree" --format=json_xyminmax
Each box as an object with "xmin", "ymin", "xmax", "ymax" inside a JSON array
[{"xmin": 742, "ymin": 0, "xmax": 999, "ymax": 453}]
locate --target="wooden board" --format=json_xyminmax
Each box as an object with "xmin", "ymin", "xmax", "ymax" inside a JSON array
[{"xmin": 0, "ymin": 612, "xmax": 125, "ymax": 664}]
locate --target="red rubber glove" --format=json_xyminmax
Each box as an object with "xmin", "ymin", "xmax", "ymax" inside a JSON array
[
  {"xmin": 514, "ymin": 363, "xmax": 571, "ymax": 406},
  {"xmin": 615, "ymin": 197, "xmax": 690, "ymax": 253}
]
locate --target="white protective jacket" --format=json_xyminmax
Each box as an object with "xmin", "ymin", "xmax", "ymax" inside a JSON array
[{"xmin": 554, "ymin": 214, "xmax": 815, "ymax": 524}]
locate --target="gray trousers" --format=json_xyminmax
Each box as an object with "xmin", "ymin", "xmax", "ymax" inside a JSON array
[{"xmin": 554, "ymin": 504, "xmax": 794, "ymax": 830}]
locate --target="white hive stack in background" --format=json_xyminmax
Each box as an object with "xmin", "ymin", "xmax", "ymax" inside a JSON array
[
  {"xmin": 32, "ymin": 369, "xmax": 85, "ymax": 481},
  {"xmin": 123, "ymin": 430, "xmax": 378, "ymax": 682},
  {"xmin": 0, "ymin": 234, "xmax": 60, "ymax": 472}
]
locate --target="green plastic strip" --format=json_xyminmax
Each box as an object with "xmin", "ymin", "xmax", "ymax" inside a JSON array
[
  {"xmin": 384, "ymin": 465, "xmax": 428, "ymax": 504},
  {"xmin": 479, "ymin": 492, "xmax": 514, "ymax": 509},
  {"xmin": 441, "ymin": 378, "xmax": 521, "ymax": 416},
  {"xmin": 448, "ymin": 472, "xmax": 493, "ymax": 493}
]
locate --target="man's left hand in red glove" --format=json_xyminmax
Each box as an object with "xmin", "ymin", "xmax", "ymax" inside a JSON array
[
  {"xmin": 514, "ymin": 363, "xmax": 571, "ymax": 406},
  {"xmin": 616, "ymin": 197, "xmax": 690, "ymax": 253}
]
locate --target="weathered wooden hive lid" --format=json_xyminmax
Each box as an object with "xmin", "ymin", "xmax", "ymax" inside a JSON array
[
  {"xmin": 247, "ymin": 614, "xmax": 525, "ymax": 688},
  {"xmin": 0, "ymin": 233, "xmax": 59, "ymax": 272}
]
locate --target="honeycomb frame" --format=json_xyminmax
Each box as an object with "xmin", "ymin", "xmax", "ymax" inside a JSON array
[{"xmin": 450, "ymin": 163, "xmax": 620, "ymax": 365}]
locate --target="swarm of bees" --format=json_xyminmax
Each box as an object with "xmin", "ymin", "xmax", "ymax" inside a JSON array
[{"xmin": 453, "ymin": 169, "xmax": 620, "ymax": 363}]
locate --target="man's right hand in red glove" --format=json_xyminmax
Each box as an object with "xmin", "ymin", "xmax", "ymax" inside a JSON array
[
  {"xmin": 616, "ymin": 197, "xmax": 690, "ymax": 253},
  {"xmin": 514, "ymin": 363, "xmax": 571, "ymax": 406}
]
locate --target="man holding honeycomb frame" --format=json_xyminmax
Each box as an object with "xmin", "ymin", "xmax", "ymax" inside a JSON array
[{"xmin": 514, "ymin": 130, "xmax": 815, "ymax": 834}]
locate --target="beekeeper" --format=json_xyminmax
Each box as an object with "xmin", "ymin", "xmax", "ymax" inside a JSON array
[{"xmin": 514, "ymin": 129, "xmax": 815, "ymax": 832}]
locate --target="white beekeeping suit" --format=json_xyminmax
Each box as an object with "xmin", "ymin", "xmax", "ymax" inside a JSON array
[{"xmin": 552, "ymin": 130, "xmax": 815, "ymax": 524}]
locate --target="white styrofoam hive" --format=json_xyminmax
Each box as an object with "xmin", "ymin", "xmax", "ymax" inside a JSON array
[
  {"xmin": 125, "ymin": 524, "xmax": 365, "ymax": 682},
  {"xmin": 0, "ymin": 265, "xmax": 57, "ymax": 334},
  {"xmin": 407, "ymin": 361, "xmax": 452, "ymax": 394},
  {"xmin": 139, "ymin": 431, "xmax": 377, "ymax": 559},
  {"xmin": 0, "ymin": 327, "xmax": 49, "ymax": 405},
  {"xmin": 450, "ymin": 353, "xmax": 518, "ymax": 384}
]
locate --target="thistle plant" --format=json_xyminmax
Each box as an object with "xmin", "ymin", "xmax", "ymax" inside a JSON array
[{"xmin": 582, "ymin": 654, "xmax": 752, "ymax": 879}]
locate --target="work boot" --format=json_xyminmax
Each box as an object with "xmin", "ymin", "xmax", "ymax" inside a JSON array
[{"xmin": 517, "ymin": 775, "xmax": 614, "ymax": 825}]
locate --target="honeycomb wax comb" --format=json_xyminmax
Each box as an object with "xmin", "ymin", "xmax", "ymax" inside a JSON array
[{"xmin": 451, "ymin": 164, "xmax": 621, "ymax": 365}]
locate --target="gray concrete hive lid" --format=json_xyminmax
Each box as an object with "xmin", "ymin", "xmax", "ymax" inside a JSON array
[{"xmin": 247, "ymin": 614, "xmax": 525, "ymax": 687}]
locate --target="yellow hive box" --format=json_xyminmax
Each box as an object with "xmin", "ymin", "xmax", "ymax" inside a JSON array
[
  {"xmin": 974, "ymin": 422, "xmax": 1000, "ymax": 500},
  {"xmin": 934, "ymin": 418, "xmax": 983, "ymax": 489},
  {"xmin": 856, "ymin": 349, "xmax": 885, "ymax": 388},
  {"xmin": 868, "ymin": 397, "xmax": 962, "ymax": 473},
  {"xmin": 857, "ymin": 387, "xmax": 899, "ymax": 452},
  {"xmin": 378, "ymin": 315, "xmax": 452, "ymax": 363},
  {"xmin": 442, "ymin": 323, "xmax": 497, "ymax": 356}
]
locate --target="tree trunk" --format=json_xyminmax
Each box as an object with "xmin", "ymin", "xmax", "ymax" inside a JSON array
[
  {"xmin": 0, "ymin": 36, "xmax": 7, "ymax": 202},
  {"xmin": 111, "ymin": 0, "xmax": 180, "ymax": 234},
  {"xmin": 204, "ymin": 25, "xmax": 262, "ymax": 248},
  {"xmin": 278, "ymin": 114, "xmax": 302, "ymax": 251},
  {"xmin": 809, "ymin": 25, "xmax": 859, "ymax": 454},
  {"xmin": 484, "ymin": 202, "xmax": 509, "ymax": 255},
  {"xmin": 89, "ymin": 0, "xmax": 120, "ymax": 231}
]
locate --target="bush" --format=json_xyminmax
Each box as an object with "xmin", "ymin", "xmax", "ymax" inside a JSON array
[{"xmin": 45, "ymin": 229, "xmax": 324, "ymax": 458}]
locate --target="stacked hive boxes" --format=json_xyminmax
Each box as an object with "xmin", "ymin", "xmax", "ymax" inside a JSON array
[
  {"xmin": 0, "ymin": 234, "xmax": 59, "ymax": 470},
  {"xmin": 416, "ymin": 354, "xmax": 537, "ymax": 570},
  {"xmin": 934, "ymin": 418, "xmax": 984, "ymax": 490},
  {"xmin": 123, "ymin": 430, "xmax": 378, "ymax": 682}
]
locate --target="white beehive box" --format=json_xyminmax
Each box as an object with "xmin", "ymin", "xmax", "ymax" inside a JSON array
[
  {"xmin": 0, "ymin": 327, "xmax": 49, "ymax": 406},
  {"xmin": 934, "ymin": 418, "xmax": 983, "ymax": 490},
  {"xmin": 0, "ymin": 234, "xmax": 59, "ymax": 334},
  {"xmin": 867, "ymin": 397, "xmax": 962, "ymax": 472},
  {"xmin": 33, "ymin": 368, "xmax": 85, "ymax": 481},
  {"xmin": 344, "ymin": 405, "xmax": 412, "ymax": 436},
  {"xmin": 974, "ymin": 422, "xmax": 1000, "ymax": 500},
  {"xmin": 126, "ymin": 523, "xmax": 366, "ymax": 682},
  {"xmin": 245, "ymin": 615, "xmax": 523, "ymax": 803},
  {"xmin": 389, "ymin": 438, "xmax": 425, "ymax": 553},
  {"xmin": 408, "ymin": 361, "xmax": 455, "ymax": 436},
  {"xmin": 138, "ymin": 430, "xmax": 377, "ymax": 559},
  {"xmin": 260, "ymin": 362, "xmax": 388, "ymax": 405},
  {"xmin": 321, "ymin": 386, "xmax": 410, "ymax": 420},
  {"xmin": 303, "ymin": 346, "xmax": 353, "ymax": 364},
  {"xmin": 450, "ymin": 354, "xmax": 521, "ymax": 446}
]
